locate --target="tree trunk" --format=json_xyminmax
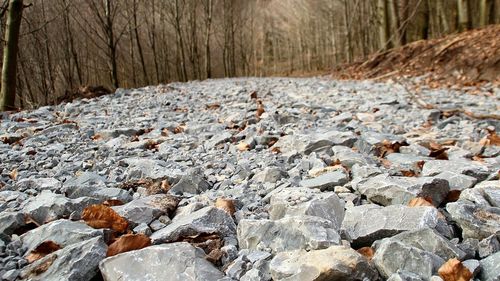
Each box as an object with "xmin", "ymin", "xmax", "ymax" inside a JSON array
[
  {"xmin": 457, "ymin": 0, "xmax": 470, "ymax": 31},
  {"xmin": 0, "ymin": 0, "xmax": 23, "ymax": 111},
  {"xmin": 386, "ymin": 0, "xmax": 401, "ymax": 48},
  {"xmin": 133, "ymin": 0, "xmax": 148, "ymax": 85},
  {"xmin": 377, "ymin": 0, "xmax": 388, "ymax": 50},
  {"xmin": 204, "ymin": 0, "xmax": 212, "ymax": 78},
  {"xmin": 479, "ymin": 0, "xmax": 488, "ymax": 26}
]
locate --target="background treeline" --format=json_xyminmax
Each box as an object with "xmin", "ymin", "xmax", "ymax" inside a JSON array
[{"xmin": 2, "ymin": 0, "xmax": 499, "ymax": 108}]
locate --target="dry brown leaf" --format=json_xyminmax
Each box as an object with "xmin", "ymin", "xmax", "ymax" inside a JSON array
[
  {"xmin": 445, "ymin": 190, "xmax": 462, "ymax": 203},
  {"xmin": 215, "ymin": 198, "xmax": 236, "ymax": 216},
  {"xmin": 438, "ymin": 258, "xmax": 473, "ymax": 281},
  {"xmin": 178, "ymin": 233, "xmax": 223, "ymax": 264},
  {"xmin": 356, "ymin": 247, "xmax": 375, "ymax": 260},
  {"xmin": 103, "ymin": 199, "xmax": 125, "ymax": 207},
  {"xmin": 377, "ymin": 139, "xmax": 406, "ymax": 157},
  {"xmin": 270, "ymin": 147, "xmax": 281, "ymax": 154},
  {"xmin": 206, "ymin": 103, "xmax": 221, "ymax": 110},
  {"xmin": 31, "ymin": 254, "xmax": 58, "ymax": 276},
  {"xmin": 249, "ymin": 91, "xmax": 258, "ymax": 99},
  {"xmin": 173, "ymin": 126, "xmax": 185, "ymax": 134},
  {"xmin": 256, "ymin": 100, "xmax": 265, "ymax": 118},
  {"xmin": 401, "ymin": 170, "xmax": 418, "ymax": 177},
  {"xmin": 9, "ymin": 169, "xmax": 18, "ymax": 180},
  {"xmin": 26, "ymin": 241, "xmax": 61, "ymax": 263},
  {"xmin": 81, "ymin": 204, "xmax": 129, "ymax": 233},
  {"xmin": 106, "ymin": 234, "xmax": 151, "ymax": 257},
  {"xmin": 91, "ymin": 134, "xmax": 103, "ymax": 141},
  {"xmin": 236, "ymin": 142, "xmax": 250, "ymax": 151},
  {"xmin": 380, "ymin": 158, "xmax": 392, "ymax": 168},
  {"xmin": 408, "ymin": 197, "xmax": 434, "ymax": 207}
]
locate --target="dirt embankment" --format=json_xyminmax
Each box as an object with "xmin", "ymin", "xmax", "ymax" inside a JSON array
[{"xmin": 333, "ymin": 25, "xmax": 500, "ymax": 89}]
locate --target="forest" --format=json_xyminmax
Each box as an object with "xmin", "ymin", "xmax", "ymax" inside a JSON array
[{"xmin": 0, "ymin": 0, "xmax": 499, "ymax": 110}]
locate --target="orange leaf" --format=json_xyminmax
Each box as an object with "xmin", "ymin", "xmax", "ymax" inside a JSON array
[
  {"xmin": 215, "ymin": 198, "xmax": 236, "ymax": 216},
  {"xmin": 103, "ymin": 199, "xmax": 125, "ymax": 207},
  {"xmin": 408, "ymin": 197, "xmax": 434, "ymax": 207},
  {"xmin": 9, "ymin": 169, "xmax": 18, "ymax": 180},
  {"xmin": 256, "ymin": 100, "xmax": 265, "ymax": 118},
  {"xmin": 106, "ymin": 234, "xmax": 151, "ymax": 257},
  {"xmin": 438, "ymin": 258, "xmax": 473, "ymax": 281},
  {"xmin": 357, "ymin": 247, "xmax": 375, "ymax": 260},
  {"xmin": 26, "ymin": 241, "xmax": 61, "ymax": 263},
  {"xmin": 236, "ymin": 142, "xmax": 250, "ymax": 151},
  {"xmin": 82, "ymin": 204, "xmax": 129, "ymax": 233}
]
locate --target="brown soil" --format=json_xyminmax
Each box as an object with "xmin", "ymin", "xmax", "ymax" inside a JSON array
[{"xmin": 332, "ymin": 25, "xmax": 500, "ymax": 89}]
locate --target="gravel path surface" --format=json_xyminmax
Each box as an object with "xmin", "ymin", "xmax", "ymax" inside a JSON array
[{"xmin": 1, "ymin": 77, "xmax": 499, "ymax": 281}]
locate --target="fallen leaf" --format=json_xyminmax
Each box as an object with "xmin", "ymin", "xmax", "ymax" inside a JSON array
[
  {"xmin": 438, "ymin": 258, "xmax": 472, "ymax": 281},
  {"xmin": 206, "ymin": 103, "xmax": 221, "ymax": 110},
  {"xmin": 91, "ymin": 134, "xmax": 103, "ymax": 141},
  {"xmin": 356, "ymin": 247, "xmax": 375, "ymax": 260},
  {"xmin": 173, "ymin": 125, "xmax": 185, "ymax": 134},
  {"xmin": 82, "ymin": 204, "xmax": 129, "ymax": 233},
  {"xmin": 26, "ymin": 241, "xmax": 61, "ymax": 263},
  {"xmin": 236, "ymin": 141, "xmax": 250, "ymax": 151},
  {"xmin": 256, "ymin": 100, "xmax": 265, "ymax": 118},
  {"xmin": 31, "ymin": 254, "xmax": 57, "ymax": 276},
  {"xmin": 270, "ymin": 147, "xmax": 281, "ymax": 154},
  {"xmin": 445, "ymin": 190, "xmax": 461, "ymax": 203},
  {"xmin": 178, "ymin": 233, "xmax": 223, "ymax": 264},
  {"xmin": 215, "ymin": 198, "xmax": 236, "ymax": 216},
  {"xmin": 401, "ymin": 170, "xmax": 418, "ymax": 177},
  {"xmin": 106, "ymin": 234, "xmax": 151, "ymax": 257},
  {"xmin": 103, "ymin": 199, "xmax": 124, "ymax": 207},
  {"xmin": 408, "ymin": 197, "xmax": 434, "ymax": 207},
  {"xmin": 380, "ymin": 158, "xmax": 392, "ymax": 168},
  {"xmin": 249, "ymin": 91, "xmax": 258, "ymax": 99},
  {"xmin": 377, "ymin": 139, "xmax": 407, "ymax": 157},
  {"xmin": 9, "ymin": 169, "xmax": 18, "ymax": 180}
]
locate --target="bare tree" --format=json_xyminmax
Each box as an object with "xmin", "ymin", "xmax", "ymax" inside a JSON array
[{"xmin": 1, "ymin": 0, "xmax": 23, "ymax": 111}]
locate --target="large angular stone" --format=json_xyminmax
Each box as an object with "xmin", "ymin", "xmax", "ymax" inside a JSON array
[
  {"xmin": 435, "ymin": 171, "xmax": 477, "ymax": 191},
  {"xmin": 20, "ymin": 236, "xmax": 107, "ymax": 281},
  {"xmin": 446, "ymin": 201, "xmax": 500, "ymax": 240},
  {"xmin": 169, "ymin": 171, "xmax": 211, "ymax": 195},
  {"xmin": 341, "ymin": 204, "xmax": 439, "ymax": 247},
  {"xmin": 421, "ymin": 160, "xmax": 490, "ymax": 181},
  {"xmin": 460, "ymin": 180, "xmax": 500, "ymax": 208},
  {"xmin": 16, "ymin": 177, "xmax": 62, "ymax": 193},
  {"xmin": 0, "ymin": 212, "xmax": 24, "ymax": 236},
  {"xmin": 355, "ymin": 174, "xmax": 449, "ymax": 206},
  {"xmin": 112, "ymin": 194, "xmax": 178, "ymax": 227},
  {"xmin": 100, "ymin": 242, "xmax": 224, "ymax": 281},
  {"xmin": 21, "ymin": 191, "xmax": 99, "ymax": 225},
  {"xmin": 373, "ymin": 239, "xmax": 444, "ymax": 280},
  {"xmin": 356, "ymin": 131, "xmax": 407, "ymax": 156},
  {"xmin": 150, "ymin": 206, "xmax": 235, "ymax": 244},
  {"xmin": 269, "ymin": 246, "xmax": 379, "ymax": 281},
  {"xmin": 269, "ymin": 187, "xmax": 344, "ymax": 229},
  {"xmin": 375, "ymin": 228, "xmax": 466, "ymax": 261},
  {"xmin": 62, "ymin": 172, "xmax": 107, "ymax": 198},
  {"xmin": 332, "ymin": 146, "xmax": 372, "ymax": 168},
  {"xmin": 252, "ymin": 167, "xmax": 288, "ymax": 184},
  {"xmin": 122, "ymin": 158, "xmax": 184, "ymax": 180},
  {"xmin": 479, "ymin": 251, "xmax": 500, "ymax": 281},
  {"xmin": 238, "ymin": 216, "xmax": 341, "ymax": 253},
  {"xmin": 300, "ymin": 170, "xmax": 349, "ymax": 191},
  {"xmin": 20, "ymin": 219, "xmax": 103, "ymax": 255}
]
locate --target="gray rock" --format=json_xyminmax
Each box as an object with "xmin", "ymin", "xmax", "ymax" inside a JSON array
[
  {"xmin": 0, "ymin": 212, "xmax": 24, "ymax": 236},
  {"xmin": 435, "ymin": 171, "xmax": 477, "ymax": 191},
  {"xmin": 421, "ymin": 160, "xmax": 490, "ymax": 181},
  {"xmin": 373, "ymin": 239, "xmax": 444, "ymax": 280},
  {"xmin": 269, "ymin": 187, "xmax": 345, "ymax": 229},
  {"xmin": 463, "ymin": 259, "xmax": 480, "ymax": 277},
  {"xmin": 300, "ymin": 170, "xmax": 349, "ymax": 191},
  {"xmin": 20, "ymin": 219, "xmax": 103, "ymax": 255},
  {"xmin": 123, "ymin": 158, "xmax": 184, "ymax": 180},
  {"xmin": 169, "ymin": 172, "xmax": 211, "ymax": 195},
  {"xmin": 332, "ymin": 146, "xmax": 372, "ymax": 168},
  {"xmin": 374, "ymin": 228, "xmax": 466, "ymax": 261},
  {"xmin": 446, "ymin": 201, "xmax": 500, "ymax": 240},
  {"xmin": 356, "ymin": 131, "xmax": 407, "ymax": 156},
  {"xmin": 204, "ymin": 131, "xmax": 232, "ymax": 149},
  {"xmin": 461, "ymin": 180, "xmax": 500, "ymax": 208},
  {"xmin": 355, "ymin": 174, "xmax": 449, "ymax": 206},
  {"xmin": 387, "ymin": 271, "xmax": 424, "ymax": 281},
  {"xmin": 269, "ymin": 245, "xmax": 379, "ymax": 281},
  {"xmin": 150, "ymin": 206, "xmax": 235, "ymax": 244},
  {"xmin": 252, "ymin": 167, "xmax": 287, "ymax": 183},
  {"xmin": 2, "ymin": 269, "xmax": 19, "ymax": 281},
  {"xmin": 238, "ymin": 216, "xmax": 341, "ymax": 253},
  {"xmin": 20, "ymin": 236, "xmax": 107, "ymax": 281},
  {"xmin": 341, "ymin": 204, "xmax": 439, "ymax": 247},
  {"xmin": 16, "ymin": 178, "xmax": 62, "ymax": 193},
  {"xmin": 112, "ymin": 194, "xmax": 178, "ymax": 227},
  {"xmin": 21, "ymin": 191, "xmax": 99, "ymax": 225},
  {"xmin": 93, "ymin": 188, "xmax": 133, "ymax": 203},
  {"xmin": 479, "ymin": 251, "xmax": 500, "ymax": 281},
  {"xmin": 478, "ymin": 235, "xmax": 500, "ymax": 258},
  {"xmin": 99, "ymin": 242, "xmax": 224, "ymax": 281},
  {"xmin": 62, "ymin": 172, "xmax": 107, "ymax": 198}
]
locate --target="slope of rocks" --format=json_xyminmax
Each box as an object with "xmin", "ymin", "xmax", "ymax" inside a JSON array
[{"xmin": 0, "ymin": 77, "xmax": 499, "ymax": 281}]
